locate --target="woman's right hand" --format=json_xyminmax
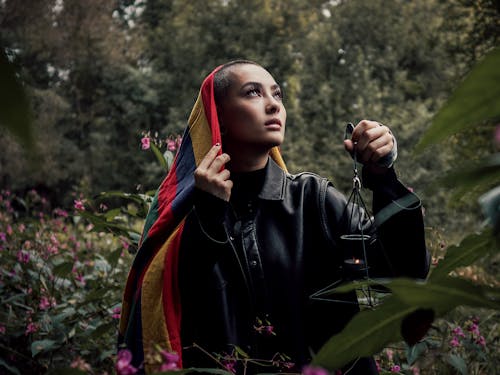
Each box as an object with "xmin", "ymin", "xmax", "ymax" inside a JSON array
[{"xmin": 194, "ymin": 144, "xmax": 233, "ymax": 201}]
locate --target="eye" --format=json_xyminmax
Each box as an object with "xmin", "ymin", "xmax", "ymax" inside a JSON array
[
  {"xmin": 246, "ymin": 88, "xmax": 261, "ymax": 97},
  {"xmin": 273, "ymin": 89, "xmax": 283, "ymax": 100}
]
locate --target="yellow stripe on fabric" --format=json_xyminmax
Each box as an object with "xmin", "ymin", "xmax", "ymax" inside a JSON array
[
  {"xmin": 118, "ymin": 299, "xmax": 130, "ymax": 336},
  {"xmin": 141, "ymin": 225, "xmax": 182, "ymax": 361},
  {"xmin": 188, "ymin": 93, "xmax": 213, "ymax": 166},
  {"xmin": 270, "ymin": 147, "xmax": 288, "ymax": 173}
]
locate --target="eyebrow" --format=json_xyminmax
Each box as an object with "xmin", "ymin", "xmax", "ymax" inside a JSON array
[{"xmin": 240, "ymin": 82, "xmax": 281, "ymax": 91}]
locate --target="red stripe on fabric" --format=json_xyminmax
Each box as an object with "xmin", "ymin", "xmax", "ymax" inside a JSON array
[
  {"xmin": 123, "ymin": 267, "xmax": 137, "ymax": 301},
  {"xmin": 147, "ymin": 160, "xmax": 179, "ymax": 243},
  {"xmin": 163, "ymin": 221, "xmax": 185, "ymax": 365},
  {"xmin": 200, "ymin": 67, "xmax": 223, "ymax": 146}
]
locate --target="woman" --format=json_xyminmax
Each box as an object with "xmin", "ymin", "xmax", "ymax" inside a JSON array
[{"xmin": 119, "ymin": 60, "xmax": 429, "ymax": 374}]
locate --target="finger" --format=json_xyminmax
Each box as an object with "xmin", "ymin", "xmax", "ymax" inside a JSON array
[
  {"xmin": 351, "ymin": 120, "xmax": 379, "ymax": 142},
  {"xmin": 359, "ymin": 135, "xmax": 393, "ymax": 163},
  {"xmin": 218, "ymin": 168, "xmax": 231, "ymax": 181},
  {"xmin": 368, "ymin": 143, "xmax": 394, "ymax": 163},
  {"xmin": 219, "ymin": 180, "xmax": 234, "ymax": 202},
  {"xmin": 356, "ymin": 126, "xmax": 389, "ymax": 151},
  {"xmin": 208, "ymin": 153, "xmax": 231, "ymax": 173},
  {"xmin": 197, "ymin": 143, "xmax": 221, "ymax": 170},
  {"xmin": 343, "ymin": 139, "xmax": 354, "ymax": 153}
]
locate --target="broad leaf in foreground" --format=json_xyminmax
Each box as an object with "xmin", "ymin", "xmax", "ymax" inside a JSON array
[
  {"xmin": 429, "ymin": 229, "xmax": 497, "ymax": 281},
  {"xmin": 416, "ymin": 47, "xmax": 500, "ymax": 151},
  {"xmin": 313, "ymin": 277, "xmax": 500, "ymax": 370}
]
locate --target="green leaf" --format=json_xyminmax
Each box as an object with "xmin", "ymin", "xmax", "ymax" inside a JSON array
[
  {"xmin": 185, "ymin": 368, "xmax": 235, "ymax": 375},
  {"xmin": 151, "ymin": 143, "xmax": 167, "ymax": 169},
  {"xmin": 312, "ymin": 296, "xmax": 414, "ymax": 370},
  {"xmin": 31, "ymin": 339, "xmax": 58, "ymax": 357},
  {"xmin": 164, "ymin": 150, "xmax": 175, "ymax": 170},
  {"xmin": 153, "ymin": 369, "xmax": 234, "ymax": 375},
  {"xmin": 46, "ymin": 368, "xmax": 87, "ymax": 375},
  {"xmin": 106, "ymin": 248, "xmax": 123, "ymax": 267},
  {"xmin": 52, "ymin": 262, "xmax": 74, "ymax": 278},
  {"xmin": 104, "ymin": 208, "xmax": 122, "ymax": 221},
  {"xmin": 52, "ymin": 307, "xmax": 77, "ymax": 324},
  {"xmin": 416, "ymin": 47, "xmax": 500, "ymax": 151},
  {"xmin": 0, "ymin": 49, "xmax": 33, "ymax": 148},
  {"xmin": 438, "ymin": 154, "xmax": 500, "ymax": 200},
  {"xmin": 430, "ymin": 230, "xmax": 497, "ymax": 281},
  {"xmin": 89, "ymin": 322, "xmax": 116, "ymax": 339},
  {"xmin": 313, "ymin": 276, "xmax": 500, "ymax": 370},
  {"xmin": 95, "ymin": 191, "xmax": 153, "ymax": 205},
  {"xmin": 233, "ymin": 345, "xmax": 250, "ymax": 359},
  {"xmin": 388, "ymin": 277, "xmax": 500, "ymax": 312},
  {"xmin": 0, "ymin": 358, "xmax": 21, "ymax": 375},
  {"xmin": 446, "ymin": 354, "xmax": 468, "ymax": 375},
  {"xmin": 83, "ymin": 288, "xmax": 108, "ymax": 303},
  {"xmin": 406, "ymin": 341, "xmax": 427, "ymax": 366}
]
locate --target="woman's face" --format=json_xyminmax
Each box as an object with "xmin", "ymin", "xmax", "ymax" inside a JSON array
[{"xmin": 218, "ymin": 64, "xmax": 286, "ymax": 154}]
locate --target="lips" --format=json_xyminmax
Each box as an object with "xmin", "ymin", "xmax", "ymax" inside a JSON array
[{"xmin": 265, "ymin": 118, "xmax": 282, "ymax": 127}]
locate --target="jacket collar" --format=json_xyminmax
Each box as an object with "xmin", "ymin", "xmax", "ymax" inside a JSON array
[{"xmin": 258, "ymin": 157, "xmax": 286, "ymax": 201}]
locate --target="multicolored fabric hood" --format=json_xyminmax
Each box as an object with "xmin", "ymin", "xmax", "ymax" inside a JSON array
[{"xmin": 118, "ymin": 65, "xmax": 287, "ymax": 372}]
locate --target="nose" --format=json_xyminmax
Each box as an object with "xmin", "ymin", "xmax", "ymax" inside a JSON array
[{"xmin": 265, "ymin": 96, "xmax": 280, "ymax": 114}]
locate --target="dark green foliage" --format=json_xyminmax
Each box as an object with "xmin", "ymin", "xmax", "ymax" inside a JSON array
[{"xmin": 1, "ymin": 0, "xmax": 500, "ymax": 374}]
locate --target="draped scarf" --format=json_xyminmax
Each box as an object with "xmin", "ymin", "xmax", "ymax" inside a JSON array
[{"xmin": 118, "ymin": 65, "xmax": 287, "ymax": 373}]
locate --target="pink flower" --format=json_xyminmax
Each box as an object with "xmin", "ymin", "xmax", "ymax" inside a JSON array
[
  {"xmin": 71, "ymin": 357, "xmax": 92, "ymax": 372},
  {"xmin": 17, "ymin": 250, "xmax": 30, "ymax": 263},
  {"xmin": 391, "ymin": 364, "xmax": 401, "ymax": 373},
  {"xmin": 412, "ymin": 366, "xmax": 420, "ymax": 375},
  {"xmin": 18, "ymin": 223, "xmax": 26, "ymax": 233},
  {"xmin": 112, "ymin": 306, "xmax": 121, "ymax": 319},
  {"xmin": 452, "ymin": 326, "xmax": 465, "ymax": 338},
  {"xmin": 25, "ymin": 322, "xmax": 39, "ymax": 335},
  {"xmin": 0, "ymin": 232, "xmax": 6, "ymax": 241},
  {"xmin": 223, "ymin": 359, "xmax": 236, "ymax": 374},
  {"xmin": 141, "ymin": 137, "xmax": 150, "ymax": 150},
  {"xmin": 47, "ymin": 244, "xmax": 59, "ymax": 255},
  {"xmin": 116, "ymin": 349, "xmax": 138, "ymax": 375},
  {"xmin": 468, "ymin": 323, "xmax": 480, "ymax": 336},
  {"xmin": 75, "ymin": 273, "xmax": 86, "ymax": 286},
  {"xmin": 450, "ymin": 337, "xmax": 461, "ymax": 347},
  {"xmin": 302, "ymin": 365, "xmax": 330, "ymax": 375},
  {"xmin": 6, "ymin": 225, "xmax": 12, "ymax": 235},
  {"xmin": 495, "ymin": 125, "xmax": 500, "ymax": 146},
  {"xmin": 53, "ymin": 208, "xmax": 68, "ymax": 217},
  {"xmin": 122, "ymin": 240, "xmax": 130, "ymax": 252},
  {"xmin": 385, "ymin": 348, "xmax": 394, "ymax": 361},
  {"xmin": 39, "ymin": 296, "xmax": 51, "ymax": 310},
  {"xmin": 0, "ymin": 324, "xmax": 6, "ymax": 334},
  {"xmin": 167, "ymin": 138, "xmax": 177, "ymax": 151},
  {"xmin": 74, "ymin": 199, "xmax": 85, "ymax": 211},
  {"xmin": 476, "ymin": 335, "xmax": 486, "ymax": 346},
  {"xmin": 160, "ymin": 350, "xmax": 179, "ymax": 371}
]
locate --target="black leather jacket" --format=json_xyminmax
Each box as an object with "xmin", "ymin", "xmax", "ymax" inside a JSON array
[{"xmin": 178, "ymin": 158, "xmax": 428, "ymax": 374}]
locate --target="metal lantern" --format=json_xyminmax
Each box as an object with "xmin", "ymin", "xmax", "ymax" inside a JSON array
[{"xmin": 310, "ymin": 123, "xmax": 388, "ymax": 308}]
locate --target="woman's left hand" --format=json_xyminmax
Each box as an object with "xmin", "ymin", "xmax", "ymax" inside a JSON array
[{"xmin": 343, "ymin": 120, "xmax": 394, "ymax": 173}]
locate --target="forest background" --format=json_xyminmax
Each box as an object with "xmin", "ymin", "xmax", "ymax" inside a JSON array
[
  {"xmin": 0, "ymin": 0, "xmax": 499, "ymax": 374},
  {"xmin": 1, "ymin": 0, "xmax": 499, "ymax": 232}
]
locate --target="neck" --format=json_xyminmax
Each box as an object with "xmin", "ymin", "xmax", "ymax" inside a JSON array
[{"xmin": 225, "ymin": 146, "xmax": 270, "ymax": 172}]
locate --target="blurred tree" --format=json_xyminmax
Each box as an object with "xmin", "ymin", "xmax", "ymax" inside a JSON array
[{"xmin": 0, "ymin": 0, "xmax": 162, "ymax": 201}]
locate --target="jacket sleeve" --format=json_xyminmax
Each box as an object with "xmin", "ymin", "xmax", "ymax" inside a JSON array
[
  {"xmin": 178, "ymin": 188, "xmax": 230, "ymax": 278},
  {"xmin": 322, "ymin": 167, "xmax": 429, "ymax": 280}
]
